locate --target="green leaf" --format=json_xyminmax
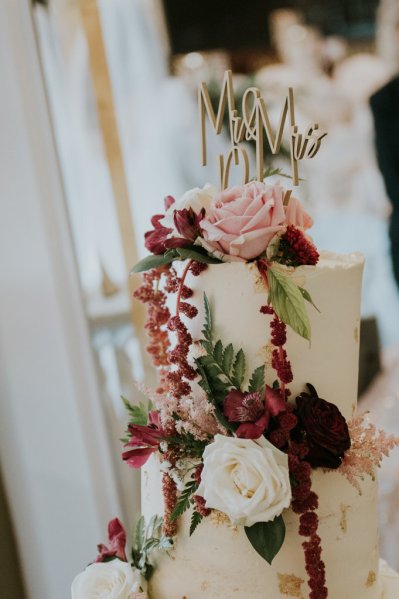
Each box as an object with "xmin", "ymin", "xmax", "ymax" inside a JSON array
[
  {"xmin": 248, "ymin": 365, "xmax": 265, "ymax": 393},
  {"xmin": 263, "ymin": 166, "xmax": 304, "ymax": 182},
  {"xmin": 202, "ymin": 293, "xmax": 213, "ymax": 343},
  {"xmin": 134, "ymin": 515, "xmax": 145, "ymax": 553},
  {"xmin": 176, "ymin": 247, "xmax": 223, "ymax": 264},
  {"xmin": 213, "ymin": 339, "xmax": 224, "ymax": 364},
  {"xmin": 298, "ymin": 286, "xmax": 320, "ymax": 313},
  {"xmin": 130, "ymin": 252, "xmax": 177, "ymax": 274},
  {"xmin": 170, "ymin": 480, "xmax": 198, "ymax": 522},
  {"xmin": 222, "ymin": 343, "xmax": 234, "ymax": 374},
  {"xmin": 122, "ymin": 397, "xmax": 152, "ymax": 426},
  {"xmin": 232, "ymin": 349, "xmax": 246, "ymax": 389},
  {"xmin": 268, "ymin": 267, "xmax": 311, "ymax": 341},
  {"xmin": 244, "ymin": 516, "xmax": 286, "ymax": 565},
  {"xmin": 190, "ymin": 510, "xmax": 203, "ymax": 536}
]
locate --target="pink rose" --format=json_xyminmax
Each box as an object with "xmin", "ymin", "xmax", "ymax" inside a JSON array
[
  {"xmin": 285, "ymin": 196, "xmax": 313, "ymax": 230},
  {"xmin": 200, "ymin": 182, "xmax": 287, "ymax": 260}
]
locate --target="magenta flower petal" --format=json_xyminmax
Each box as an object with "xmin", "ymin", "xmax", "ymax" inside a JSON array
[
  {"xmin": 122, "ymin": 446, "xmax": 156, "ymax": 468},
  {"xmin": 95, "ymin": 518, "xmax": 127, "ymax": 562},
  {"xmin": 223, "ymin": 389, "xmax": 246, "ymax": 421},
  {"xmin": 173, "ymin": 207, "xmax": 205, "ymax": 242},
  {"xmin": 265, "ymin": 385, "xmax": 286, "ymax": 417}
]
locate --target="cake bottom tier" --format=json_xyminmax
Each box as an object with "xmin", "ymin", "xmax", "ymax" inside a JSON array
[
  {"xmin": 143, "ymin": 461, "xmax": 389, "ymax": 599},
  {"xmin": 380, "ymin": 561, "xmax": 399, "ymax": 597}
]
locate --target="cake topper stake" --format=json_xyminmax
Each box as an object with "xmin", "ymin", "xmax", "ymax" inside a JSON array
[{"xmin": 199, "ymin": 70, "xmax": 327, "ymax": 190}]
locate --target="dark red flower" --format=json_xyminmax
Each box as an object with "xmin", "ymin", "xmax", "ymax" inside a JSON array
[
  {"xmin": 265, "ymin": 385, "xmax": 286, "ymax": 417},
  {"xmin": 295, "ymin": 384, "xmax": 351, "ymax": 469},
  {"xmin": 96, "ymin": 518, "xmax": 127, "ymax": 562},
  {"xmin": 223, "ymin": 389, "xmax": 270, "ymax": 439},
  {"xmin": 277, "ymin": 225, "xmax": 319, "ymax": 267},
  {"xmin": 173, "ymin": 207, "xmax": 205, "ymax": 242},
  {"xmin": 236, "ymin": 414, "xmax": 270, "ymax": 439},
  {"xmin": 122, "ymin": 410, "xmax": 165, "ymax": 468},
  {"xmin": 224, "ymin": 390, "xmax": 264, "ymax": 422},
  {"xmin": 144, "ymin": 214, "xmax": 188, "ymax": 255}
]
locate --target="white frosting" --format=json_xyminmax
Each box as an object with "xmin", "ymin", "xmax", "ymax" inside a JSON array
[
  {"xmin": 380, "ymin": 560, "xmax": 399, "ymax": 597},
  {"xmin": 141, "ymin": 251, "xmax": 399, "ymax": 598},
  {"xmin": 185, "ymin": 251, "xmax": 365, "ymax": 420},
  {"xmin": 143, "ymin": 462, "xmax": 382, "ymax": 598}
]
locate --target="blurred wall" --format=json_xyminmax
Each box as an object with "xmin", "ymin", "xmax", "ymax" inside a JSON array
[{"xmin": 0, "ymin": 3, "xmax": 123, "ymax": 598}]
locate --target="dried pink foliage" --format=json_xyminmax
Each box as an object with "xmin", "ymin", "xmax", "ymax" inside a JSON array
[
  {"xmin": 338, "ymin": 413, "xmax": 399, "ymax": 493},
  {"xmin": 176, "ymin": 391, "xmax": 226, "ymax": 439}
]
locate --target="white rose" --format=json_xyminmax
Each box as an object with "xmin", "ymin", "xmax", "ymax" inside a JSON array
[
  {"xmin": 71, "ymin": 561, "xmax": 143, "ymax": 599},
  {"xmin": 161, "ymin": 184, "xmax": 217, "ymax": 230},
  {"xmin": 197, "ymin": 434, "xmax": 291, "ymax": 527}
]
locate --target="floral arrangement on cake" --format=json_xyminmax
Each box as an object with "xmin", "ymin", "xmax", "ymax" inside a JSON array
[{"xmin": 72, "ymin": 180, "xmax": 398, "ymax": 599}]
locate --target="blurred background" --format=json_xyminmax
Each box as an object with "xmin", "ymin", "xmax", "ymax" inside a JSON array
[{"xmin": 1, "ymin": 0, "xmax": 399, "ymax": 597}]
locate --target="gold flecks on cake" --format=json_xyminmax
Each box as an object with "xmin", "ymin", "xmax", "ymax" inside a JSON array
[
  {"xmin": 200, "ymin": 581, "xmax": 209, "ymax": 591},
  {"xmin": 278, "ymin": 573, "xmax": 305, "ymax": 598},
  {"xmin": 353, "ymin": 326, "xmax": 359, "ymax": 343},
  {"xmin": 366, "ymin": 571, "xmax": 376, "ymax": 587},
  {"xmin": 248, "ymin": 262, "xmax": 264, "ymax": 293},
  {"xmin": 340, "ymin": 504, "xmax": 350, "ymax": 533},
  {"xmin": 210, "ymin": 510, "xmax": 238, "ymax": 532}
]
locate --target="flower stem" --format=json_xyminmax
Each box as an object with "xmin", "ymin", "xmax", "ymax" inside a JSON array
[{"xmin": 176, "ymin": 260, "xmax": 193, "ymax": 316}]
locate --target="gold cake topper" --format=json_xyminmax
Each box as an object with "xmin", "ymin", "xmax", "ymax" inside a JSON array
[{"xmin": 199, "ymin": 70, "xmax": 327, "ymax": 190}]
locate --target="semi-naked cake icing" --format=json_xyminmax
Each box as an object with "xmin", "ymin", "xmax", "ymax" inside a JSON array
[
  {"xmin": 71, "ymin": 72, "xmax": 399, "ymax": 599},
  {"xmin": 142, "ymin": 252, "xmax": 395, "ymax": 599}
]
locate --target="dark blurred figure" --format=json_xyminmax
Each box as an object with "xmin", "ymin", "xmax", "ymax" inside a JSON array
[{"xmin": 370, "ymin": 76, "xmax": 399, "ymax": 290}]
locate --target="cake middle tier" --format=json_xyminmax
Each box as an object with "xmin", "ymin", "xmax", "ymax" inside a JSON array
[{"xmin": 183, "ymin": 251, "xmax": 364, "ymax": 420}]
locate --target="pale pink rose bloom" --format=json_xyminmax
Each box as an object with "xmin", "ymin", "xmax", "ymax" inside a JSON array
[
  {"xmin": 285, "ymin": 196, "xmax": 313, "ymax": 230},
  {"xmin": 200, "ymin": 181, "xmax": 287, "ymax": 260}
]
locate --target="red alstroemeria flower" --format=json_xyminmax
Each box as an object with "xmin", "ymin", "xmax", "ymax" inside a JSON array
[
  {"xmin": 265, "ymin": 385, "xmax": 287, "ymax": 417},
  {"xmin": 173, "ymin": 207, "xmax": 206, "ymax": 243},
  {"xmin": 96, "ymin": 518, "xmax": 127, "ymax": 562},
  {"xmin": 144, "ymin": 214, "xmax": 188, "ymax": 255},
  {"xmin": 223, "ymin": 389, "xmax": 270, "ymax": 439},
  {"xmin": 122, "ymin": 410, "xmax": 165, "ymax": 468}
]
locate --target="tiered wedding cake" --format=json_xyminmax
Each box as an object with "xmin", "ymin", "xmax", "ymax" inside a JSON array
[
  {"xmin": 142, "ymin": 252, "xmax": 396, "ymax": 598},
  {"xmin": 71, "ymin": 73, "xmax": 399, "ymax": 599}
]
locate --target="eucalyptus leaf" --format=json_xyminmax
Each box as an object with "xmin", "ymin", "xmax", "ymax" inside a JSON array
[
  {"xmin": 268, "ymin": 267, "xmax": 311, "ymax": 341},
  {"xmin": 244, "ymin": 516, "xmax": 286, "ymax": 565}
]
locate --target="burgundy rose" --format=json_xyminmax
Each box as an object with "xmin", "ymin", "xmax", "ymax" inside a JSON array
[
  {"xmin": 295, "ymin": 384, "xmax": 350, "ymax": 469},
  {"xmin": 144, "ymin": 214, "xmax": 188, "ymax": 255},
  {"xmin": 122, "ymin": 410, "xmax": 165, "ymax": 468},
  {"xmin": 173, "ymin": 207, "xmax": 205, "ymax": 242},
  {"xmin": 223, "ymin": 389, "xmax": 269, "ymax": 439},
  {"xmin": 96, "ymin": 518, "xmax": 127, "ymax": 562}
]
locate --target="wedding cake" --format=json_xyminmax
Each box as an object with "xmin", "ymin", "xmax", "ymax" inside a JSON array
[{"xmin": 71, "ymin": 73, "xmax": 399, "ymax": 599}]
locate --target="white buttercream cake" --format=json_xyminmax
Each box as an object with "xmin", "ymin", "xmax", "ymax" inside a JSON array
[{"xmin": 141, "ymin": 250, "xmax": 399, "ymax": 598}]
